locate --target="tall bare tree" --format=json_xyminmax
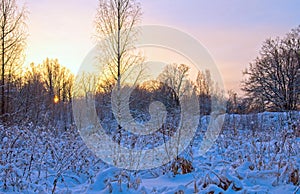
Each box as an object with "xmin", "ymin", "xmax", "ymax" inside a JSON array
[
  {"xmin": 95, "ymin": 0, "xmax": 143, "ymax": 133},
  {"xmin": 0, "ymin": 0, "xmax": 27, "ymax": 118},
  {"xmin": 95, "ymin": 0, "xmax": 142, "ymax": 89},
  {"xmin": 242, "ymin": 26, "xmax": 300, "ymax": 111}
]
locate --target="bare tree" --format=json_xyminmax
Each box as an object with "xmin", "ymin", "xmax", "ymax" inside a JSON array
[
  {"xmin": 19, "ymin": 63, "xmax": 46, "ymax": 123},
  {"xmin": 0, "ymin": 0, "xmax": 27, "ymax": 119},
  {"xmin": 195, "ymin": 70, "xmax": 212, "ymax": 97},
  {"xmin": 158, "ymin": 63, "xmax": 192, "ymax": 99},
  {"xmin": 95, "ymin": 0, "xmax": 142, "ymax": 89},
  {"xmin": 95, "ymin": 0, "xmax": 143, "ymax": 135},
  {"xmin": 194, "ymin": 70, "xmax": 214, "ymax": 115},
  {"xmin": 242, "ymin": 26, "xmax": 300, "ymax": 111}
]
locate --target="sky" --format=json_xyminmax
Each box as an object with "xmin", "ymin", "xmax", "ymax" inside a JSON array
[{"xmin": 20, "ymin": 0, "xmax": 300, "ymax": 94}]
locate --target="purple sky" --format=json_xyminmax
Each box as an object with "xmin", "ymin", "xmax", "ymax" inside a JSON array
[{"xmin": 22, "ymin": 0, "xmax": 300, "ymax": 94}]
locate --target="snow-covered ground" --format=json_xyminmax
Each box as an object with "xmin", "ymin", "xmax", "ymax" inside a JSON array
[{"xmin": 1, "ymin": 112, "xmax": 299, "ymax": 193}]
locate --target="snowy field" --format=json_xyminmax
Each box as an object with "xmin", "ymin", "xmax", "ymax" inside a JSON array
[{"xmin": 0, "ymin": 112, "xmax": 299, "ymax": 193}]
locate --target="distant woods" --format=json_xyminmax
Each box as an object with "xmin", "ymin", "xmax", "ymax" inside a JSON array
[
  {"xmin": 5, "ymin": 58, "xmax": 74, "ymax": 126},
  {"xmin": 0, "ymin": 0, "xmax": 299, "ymax": 126},
  {"xmin": 0, "ymin": 56, "xmax": 222, "ymax": 127}
]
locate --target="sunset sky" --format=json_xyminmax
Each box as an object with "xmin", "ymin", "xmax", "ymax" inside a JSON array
[{"xmin": 21, "ymin": 0, "xmax": 300, "ymax": 94}]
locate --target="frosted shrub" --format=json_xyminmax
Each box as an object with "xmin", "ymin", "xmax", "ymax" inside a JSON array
[{"xmin": 0, "ymin": 124, "xmax": 101, "ymax": 193}]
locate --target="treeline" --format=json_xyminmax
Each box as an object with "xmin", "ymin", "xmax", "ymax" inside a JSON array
[
  {"xmin": 0, "ymin": 57, "xmax": 221, "ymax": 127},
  {"xmin": 0, "ymin": 0, "xmax": 299, "ymax": 127},
  {"xmin": 1, "ymin": 31, "xmax": 300, "ymax": 127}
]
